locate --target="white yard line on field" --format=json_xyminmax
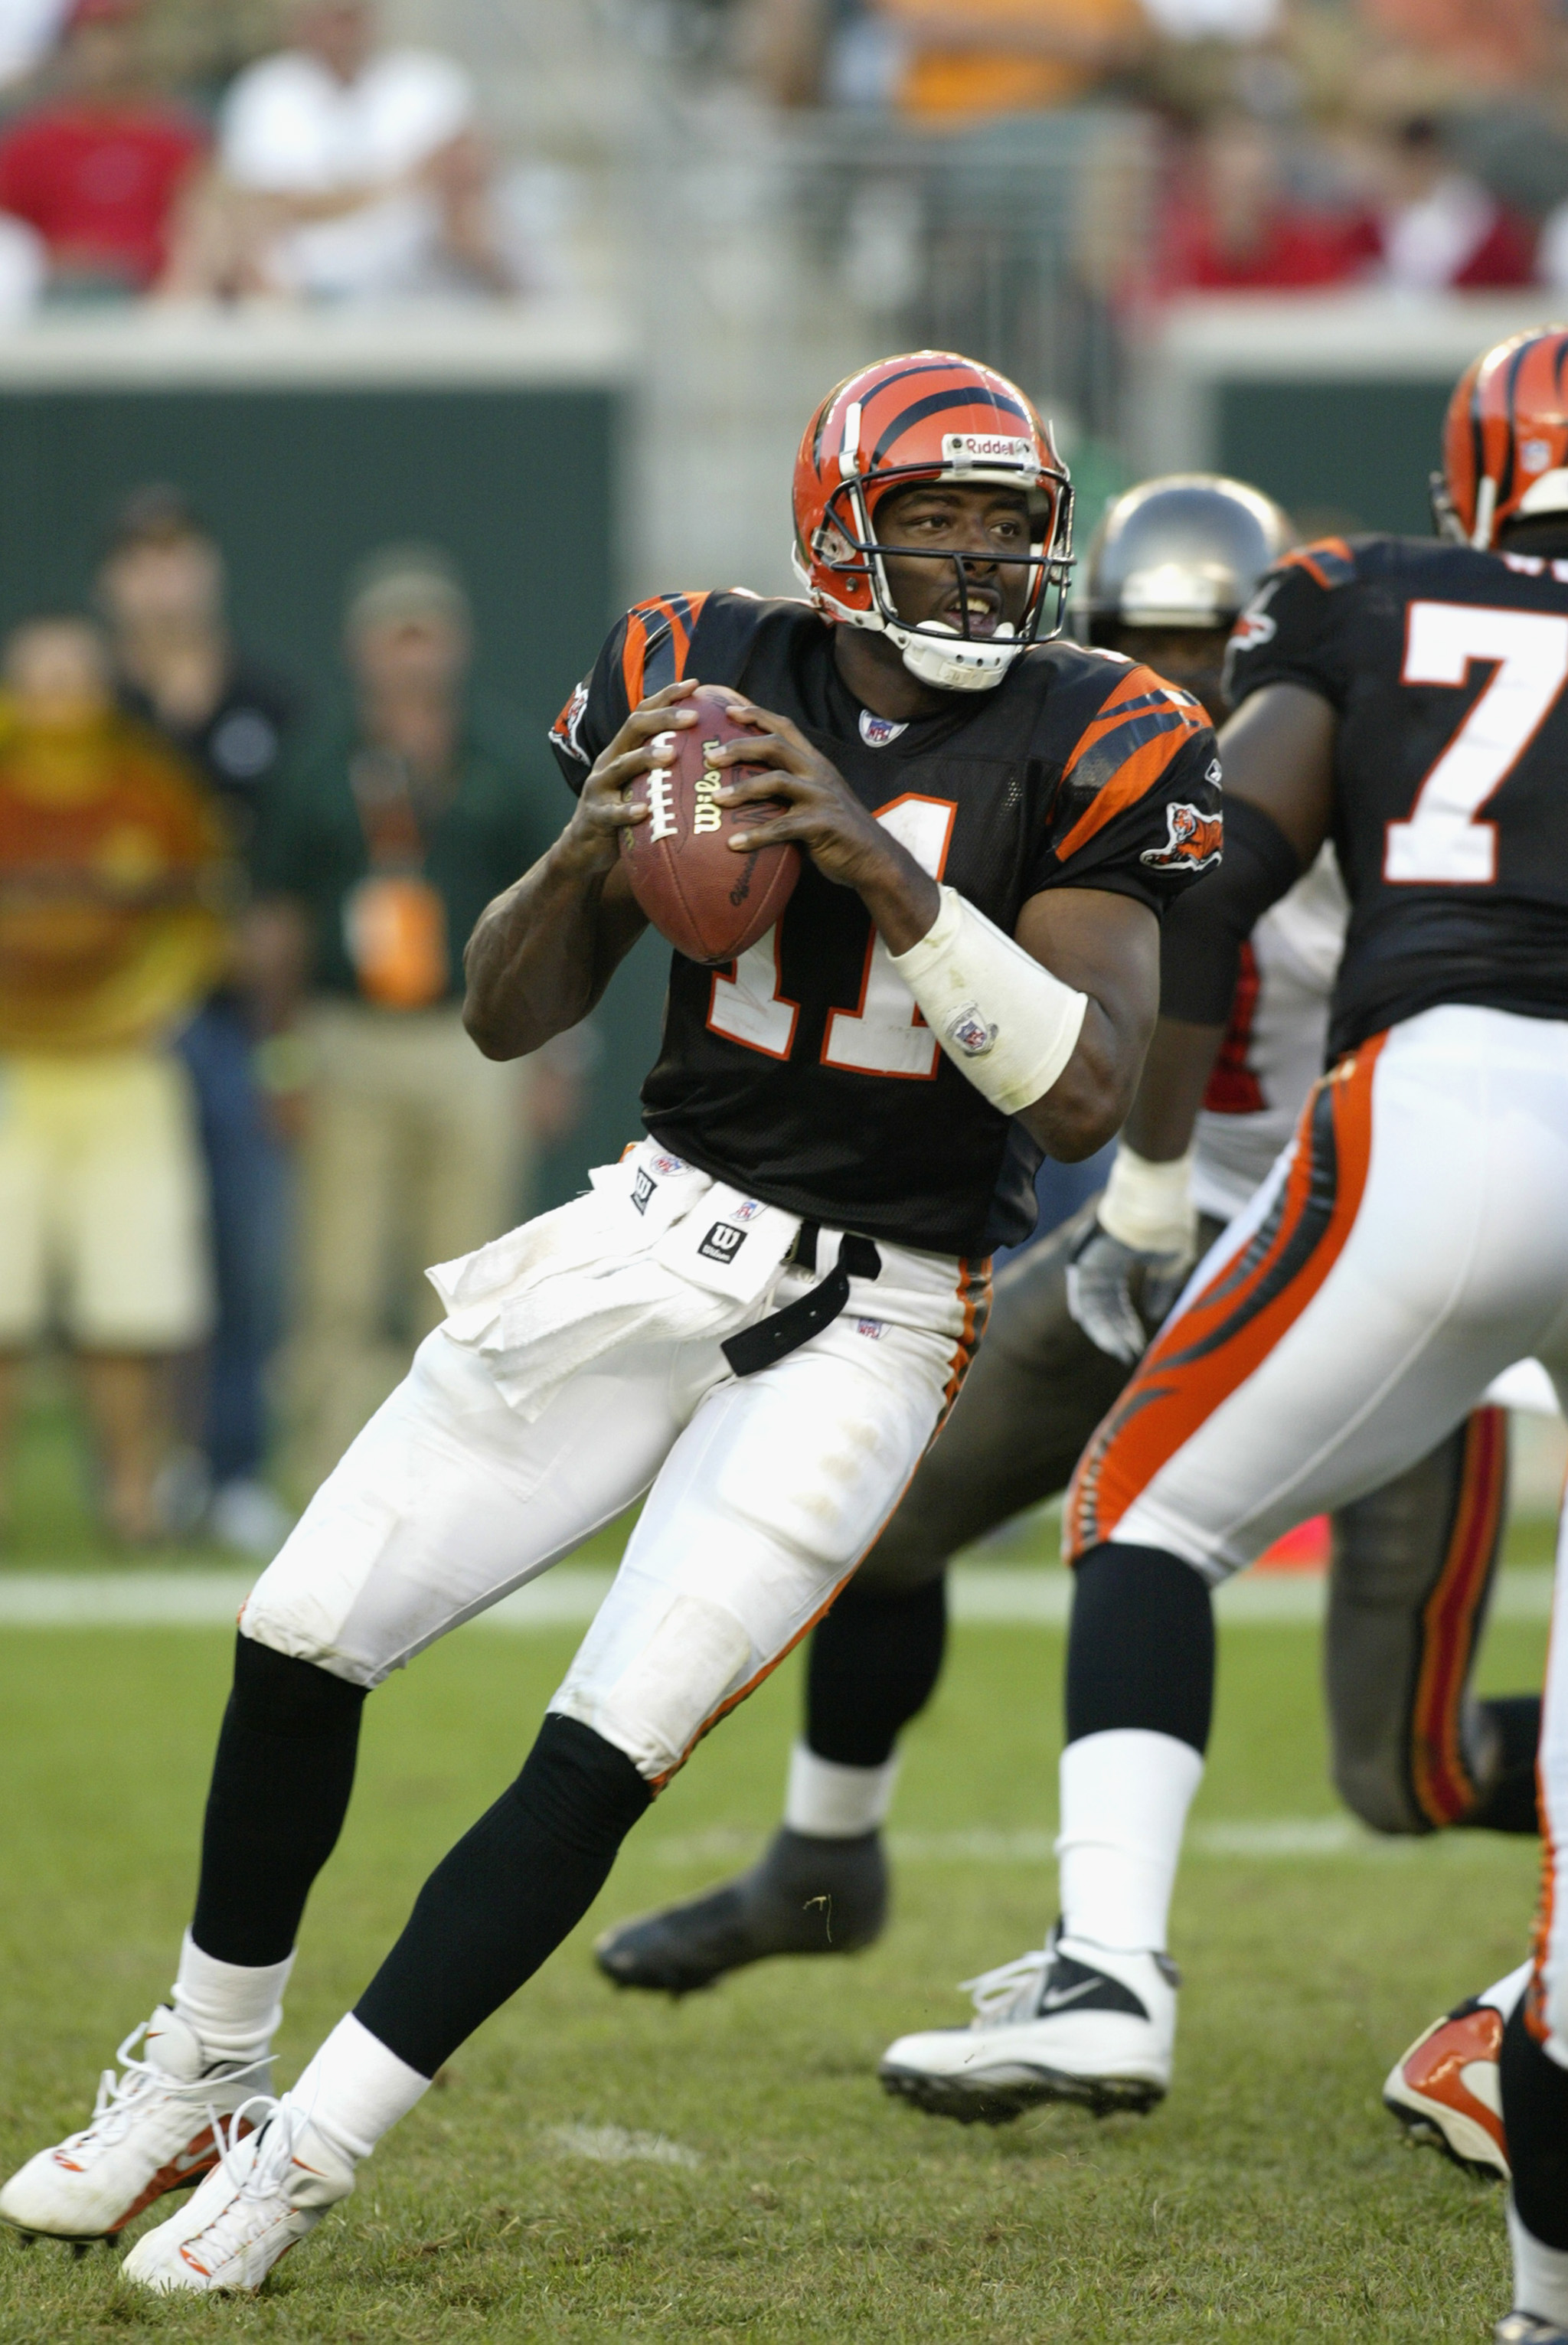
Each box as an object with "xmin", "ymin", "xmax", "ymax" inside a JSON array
[
  {"xmin": 0, "ymin": 1564, "xmax": 1553, "ymax": 1629},
  {"xmin": 647, "ymin": 1814, "xmax": 1533, "ymax": 1867}
]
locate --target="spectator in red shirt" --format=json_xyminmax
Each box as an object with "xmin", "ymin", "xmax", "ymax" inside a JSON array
[
  {"xmin": 0, "ymin": 0, "xmax": 206, "ymax": 298},
  {"xmin": 1156, "ymin": 114, "xmax": 1374, "ymax": 293},
  {"xmin": 1366, "ymin": 116, "xmax": 1535, "ymax": 291}
]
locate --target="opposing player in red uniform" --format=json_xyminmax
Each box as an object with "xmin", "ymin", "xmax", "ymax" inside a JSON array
[
  {"xmin": 874, "ymin": 331, "xmax": 1568, "ymax": 2264},
  {"xmin": 597, "ymin": 473, "xmax": 1538, "ymax": 2005},
  {"xmin": 0, "ymin": 353, "xmax": 1220, "ymax": 2294}
]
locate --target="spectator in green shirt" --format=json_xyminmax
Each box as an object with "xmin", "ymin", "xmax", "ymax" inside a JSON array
[{"xmin": 249, "ymin": 543, "xmax": 577, "ymax": 1491}]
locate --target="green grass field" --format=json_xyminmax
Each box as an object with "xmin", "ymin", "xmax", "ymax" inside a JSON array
[{"xmin": 0, "ymin": 1446, "xmax": 1553, "ymax": 2345}]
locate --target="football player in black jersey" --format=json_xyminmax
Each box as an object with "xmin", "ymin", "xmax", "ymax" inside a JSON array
[
  {"xmin": 596, "ymin": 472, "xmax": 1538, "ymax": 2009},
  {"xmin": 0, "ymin": 352, "xmax": 1223, "ymax": 2295},
  {"xmin": 872, "ymin": 332, "xmax": 1568, "ymax": 2345}
]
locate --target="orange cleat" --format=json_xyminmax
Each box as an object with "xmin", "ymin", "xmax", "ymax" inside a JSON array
[{"xmin": 1383, "ymin": 1999, "xmax": 1509, "ymax": 2181}]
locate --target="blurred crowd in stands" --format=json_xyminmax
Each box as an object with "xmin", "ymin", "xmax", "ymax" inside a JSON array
[
  {"xmin": 0, "ymin": 0, "xmax": 1560, "ymax": 314},
  {"xmin": 0, "ymin": 0, "xmax": 566, "ymax": 314},
  {"xmin": 0, "ymin": 485, "xmax": 576, "ymax": 1553},
  {"xmin": 654, "ymin": 0, "xmax": 1568, "ymax": 296}
]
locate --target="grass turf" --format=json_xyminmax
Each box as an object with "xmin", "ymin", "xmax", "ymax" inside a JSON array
[{"xmin": 0, "ymin": 1572, "xmax": 1549, "ymax": 2343}]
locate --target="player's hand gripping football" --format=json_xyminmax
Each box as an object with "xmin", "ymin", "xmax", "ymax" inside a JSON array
[
  {"xmin": 707, "ymin": 701, "xmax": 942, "ymax": 953},
  {"xmin": 558, "ymin": 681, "xmax": 701, "ymax": 877}
]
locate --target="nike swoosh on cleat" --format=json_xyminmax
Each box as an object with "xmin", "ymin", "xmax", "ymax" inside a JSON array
[{"xmin": 1039, "ymin": 1978, "xmax": 1109, "ymax": 2013}]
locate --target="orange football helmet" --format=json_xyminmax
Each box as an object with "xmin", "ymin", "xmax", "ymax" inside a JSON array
[
  {"xmin": 791, "ymin": 351, "xmax": 1073, "ymax": 691},
  {"xmin": 1436, "ymin": 326, "xmax": 1568, "ymax": 549}
]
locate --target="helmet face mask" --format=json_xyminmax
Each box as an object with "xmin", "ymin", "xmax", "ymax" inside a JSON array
[{"xmin": 792, "ymin": 353, "xmax": 1074, "ymax": 694}]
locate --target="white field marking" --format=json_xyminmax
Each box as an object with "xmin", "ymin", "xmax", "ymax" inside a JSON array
[
  {"xmin": 544, "ymin": 2123, "xmax": 701, "ymax": 2170},
  {"xmin": 648, "ymin": 1814, "xmax": 1535, "ymax": 1868},
  {"xmin": 0, "ymin": 1565, "xmax": 1553, "ymax": 1629}
]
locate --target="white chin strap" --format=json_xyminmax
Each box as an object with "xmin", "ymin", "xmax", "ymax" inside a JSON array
[{"xmin": 890, "ymin": 619, "xmax": 1021, "ymax": 693}]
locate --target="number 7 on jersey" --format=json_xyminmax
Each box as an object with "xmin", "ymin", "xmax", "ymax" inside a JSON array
[{"xmin": 1386, "ymin": 601, "xmax": 1568, "ymax": 884}]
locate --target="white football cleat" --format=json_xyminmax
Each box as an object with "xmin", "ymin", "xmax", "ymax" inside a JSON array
[
  {"xmin": 0, "ymin": 2007, "xmax": 271, "ymax": 2242},
  {"xmin": 1383, "ymin": 1997, "xmax": 1509, "ymax": 2181},
  {"xmin": 878, "ymin": 1927, "xmax": 1178, "ymax": 2121},
  {"xmin": 122, "ymin": 2098, "xmax": 353, "ymax": 2294}
]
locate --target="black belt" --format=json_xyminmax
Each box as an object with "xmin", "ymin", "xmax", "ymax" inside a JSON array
[{"xmin": 722, "ymin": 1224, "xmax": 882, "ymax": 1379}]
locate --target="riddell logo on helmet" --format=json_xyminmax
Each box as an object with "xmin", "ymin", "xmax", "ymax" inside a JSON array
[{"xmin": 942, "ymin": 433, "xmax": 1034, "ymax": 467}]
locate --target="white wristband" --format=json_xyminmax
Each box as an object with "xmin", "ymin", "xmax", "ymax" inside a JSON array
[
  {"xmin": 1096, "ymin": 1142, "xmax": 1197, "ymax": 1256},
  {"xmin": 888, "ymin": 886, "xmax": 1088, "ymax": 1116}
]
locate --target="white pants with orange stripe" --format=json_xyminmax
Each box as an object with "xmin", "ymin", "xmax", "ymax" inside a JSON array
[
  {"xmin": 240, "ymin": 1222, "xmax": 982, "ymax": 1786},
  {"xmin": 1067, "ymin": 1004, "xmax": 1568, "ymax": 1583},
  {"xmin": 1530, "ymin": 1508, "xmax": 1568, "ymax": 2065}
]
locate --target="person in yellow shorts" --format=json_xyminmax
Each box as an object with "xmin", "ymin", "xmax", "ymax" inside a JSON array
[{"xmin": 0, "ymin": 613, "xmax": 227, "ymax": 1541}]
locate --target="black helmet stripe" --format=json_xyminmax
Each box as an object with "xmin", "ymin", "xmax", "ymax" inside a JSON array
[
  {"xmin": 1496, "ymin": 336, "xmax": 1534, "ymax": 511},
  {"xmin": 868, "ymin": 384, "xmax": 1032, "ymax": 472}
]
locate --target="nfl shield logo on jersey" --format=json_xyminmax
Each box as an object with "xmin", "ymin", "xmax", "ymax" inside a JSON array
[{"xmin": 858, "ymin": 709, "xmax": 908, "ymax": 749}]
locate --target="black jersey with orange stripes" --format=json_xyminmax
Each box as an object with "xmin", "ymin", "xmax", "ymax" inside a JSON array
[
  {"xmin": 550, "ymin": 590, "xmax": 1219, "ymax": 1255},
  {"xmin": 1223, "ymin": 534, "xmax": 1568, "ymax": 1059}
]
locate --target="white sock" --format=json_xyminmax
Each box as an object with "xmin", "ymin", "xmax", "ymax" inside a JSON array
[
  {"xmin": 1510, "ymin": 2197, "xmax": 1568, "ymax": 2324},
  {"xmin": 1480, "ymin": 1960, "xmax": 1536, "ymax": 2020},
  {"xmin": 172, "ymin": 1932, "xmax": 294, "ymax": 2066},
  {"xmin": 285, "ymin": 2013, "xmax": 430, "ymax": 2167},
  {"xmin": 1056, "ymin": 1729, "xmax": 1204, "ymax": 1953},
  {"xmin": 783, "ymin": 1740, "xmax": 900, "ymax": 1838}
]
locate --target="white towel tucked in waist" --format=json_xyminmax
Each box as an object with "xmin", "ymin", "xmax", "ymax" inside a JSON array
[{"xmin": 426, "ymin": 1138, "xmax": 801, "ymax": 1420}]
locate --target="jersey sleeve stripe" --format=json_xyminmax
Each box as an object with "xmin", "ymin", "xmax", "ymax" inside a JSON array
[
  {"xmin": 621, "ymin": 593, "xmax": 712, "ymax": 707},
  {"xmin": 1054, "ymin": 720, "xmax": 1204, "ymax": 861},
  {"xmin": 1279, "ymin": 538, "xmax": 1356, "ymax": 590}
]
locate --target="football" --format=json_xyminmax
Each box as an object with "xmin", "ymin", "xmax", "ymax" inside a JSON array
[{"xmin": 620, "ymin": 684, "xmax": 801, "ymax": 964}]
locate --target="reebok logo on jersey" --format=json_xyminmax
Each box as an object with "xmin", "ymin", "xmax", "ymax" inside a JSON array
[
  {"xmin": 698, "ymin": 1221, "xmax": 747, "ymax": 1263},
  {"xmin": 1141, "ymin": 802, "xmax": 1223, "ymax": 875},
  {"xmin": 858, "ymin": 709, "xmax": 908, "ymax": 748}
]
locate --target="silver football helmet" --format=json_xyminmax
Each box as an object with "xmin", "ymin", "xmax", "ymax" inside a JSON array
[{"xmin": 1080, "ymin": 474, "xmax": 1295, "ymax": 638}]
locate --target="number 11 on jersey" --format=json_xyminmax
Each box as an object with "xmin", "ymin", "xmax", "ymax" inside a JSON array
[{"xmin": 707, "ymin": 794, "xmax": 956, "ymax": 1075}]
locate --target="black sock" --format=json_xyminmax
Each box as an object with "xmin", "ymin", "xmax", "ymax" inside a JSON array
[
  {"xmin": 804, "ymin": 1574, "xmax": 947, "ymax": 1770},
  {"xmin": 1066, "ymin": 1542, "xmax": 1215, "ymax": 1752},
  {"xmin": 191, "ymin": 1635, "xmax": 367, "ymax": 1968},
  {"xmin": 1503, "ymin": 1998, "xmax": 1568, "ymax": 2249},
  {"xmin": 354, "ymin": 1712, "xmax": 651, "ymax": 2079},
  {"xmin": 1462, "ymin": 1696, "xmax": 1544, "ymax": 1834}
]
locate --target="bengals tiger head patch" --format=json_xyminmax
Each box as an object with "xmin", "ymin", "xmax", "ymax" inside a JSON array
[{"xmin": 1141, "ymin": 800, "xmax": 1223, "ymax": 874}]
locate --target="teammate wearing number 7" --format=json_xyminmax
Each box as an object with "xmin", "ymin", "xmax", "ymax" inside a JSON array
[{"xmin": 875, "ymin": 328, "xmax": 1568, "ymax": 2180}]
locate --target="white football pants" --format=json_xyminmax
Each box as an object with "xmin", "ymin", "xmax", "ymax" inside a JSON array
[
  {"xmin": 242, "ymin": 1231, "xmax": 985, "ymax": 1785},
  {"xmin": 1067, "ymin": 1004, "xmax": 1568, "ymax": 1579}
]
